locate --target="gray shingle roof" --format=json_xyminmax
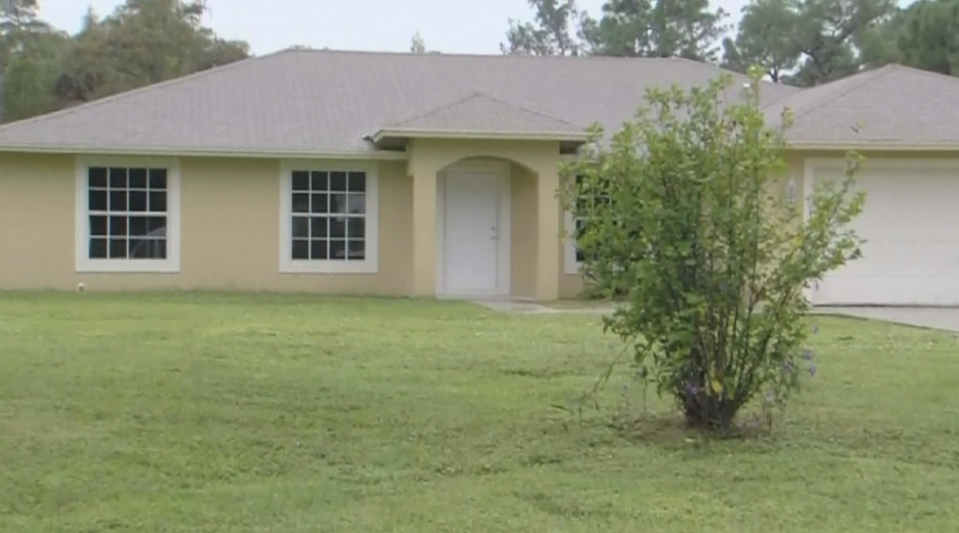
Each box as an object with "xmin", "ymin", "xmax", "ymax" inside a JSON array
[
  {"xmin": 0, "ymin": 49, "xmax": 798, "ymax": 156},
  {"xmin": 769, "ymin": 64, "xmax": 959, "ymax": 148}
]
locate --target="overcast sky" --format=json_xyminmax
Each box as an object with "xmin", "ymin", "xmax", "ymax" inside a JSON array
[{"xmin": 38, "ymin": 0, "xmax": 759, "ymax": 55}]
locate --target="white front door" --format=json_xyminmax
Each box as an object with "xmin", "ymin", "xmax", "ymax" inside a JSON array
[{"xmin": 443, "ymin": 170, "xmax": 501, "ymax": 294}]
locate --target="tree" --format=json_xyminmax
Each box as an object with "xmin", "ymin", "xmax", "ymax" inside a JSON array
[
  {"xmin": 54, "ymin": 0, "xmax": 249, "ymax": 107},
  {"xmin": 501, "ymin": 0, "xmax": 581, "ymax": 55},
  {"xmin": 789, "ymin": 0, "xmax": 897, "ymax": 85},
  {"xmin": 896, "ymin": 0, "xmax": 959, "ymax": 75},
  {"xmin": 580, "ymin": 0, "xmax": 726, "ymax": 61},
  {"xmin": 722, "ymin": 0, "xmax": 802, "ymax": 82},
  {"xmin": 561, "ymin": 71, "xmax": 864, "ymax": 430},
  {"xmin": 1, "ymin": 0, "xmax": 71, "ymax": 121},
  {"xmin": 410, "ymin": 31, "xmax": 426, "ymax": 54}
]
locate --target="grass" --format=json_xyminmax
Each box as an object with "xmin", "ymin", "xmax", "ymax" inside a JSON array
[{"xmin": 1, "ymin": 293, "xmax": 959, "ymax": 532}]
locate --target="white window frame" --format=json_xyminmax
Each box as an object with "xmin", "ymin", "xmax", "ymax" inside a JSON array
[
  {"xmin": 74, "ymin": 156, "xmax": 181, "ymax": 273},
  {"xmin": 564, "ymin": 210, "xmax": 583, "ymax": 275},
  {"xmin": 279, "ymin": 160, "xmax": 379, "ymax": 274}
]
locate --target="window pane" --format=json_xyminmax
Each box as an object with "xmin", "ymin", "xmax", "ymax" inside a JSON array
[
  {"xmin": 129, "ymin": 238, "xmax": 166, "ymax": 259},
  {"xmin": 149, "ymin": 191, "xmax": 167, "ymax": 212},
  {"xmin": 89, "ymin": 190, "xmax": 107, "ymax": 211},
  {"xmin": 347, "ymin": 194, "xmax": 366, "ymax": 215},
  {"xmin": 331, "ymin": 194, "xmax": 347, "ymax": 214},
  {"xmin": 130, "ymin": 216, "xmax": 148, "ymax": 236},
  {"xmin": 87, "ymin": 167, "xmax": 107, "ymax": 188},
  {"xmin": 90, "ymin": 238, "xmax": 108, "ymax": 259},
  {"xmin": 89, "ymin": 167, "xmax": 108, "ymax": 188},
  {"xmin": 109, "ymin": 168, "xmax": 127, "ymax": 188},
  {"xmin": 292, "ymin": 193, "xmax": 309, "ymax": 213},
  {"xmin": 310, "ymin": 216, "xmax": 328, "ymax": 238},
  {"xmin": 149, "ymin": 168, "xmax": 167, "ymax": 190},
  {"xmin": 129, "ymin": 191, "xmax": 148, "ymax": 212},
  {"xmin": 147, "ymin": 217, "xmax": 166, "ymax": 235},
  {"xmin": 311, "ymin": 171, "xmax": 329, "ymax": 190},
  {"xmin": 292, "ymin": 239, "xmax": 309, "ymax": 260},
  {"xmin": 348, "ymin": 172, "xmax": 366, "ymax": 192},
  {"xmin": 346, "ymin": 218, "xmax": 365, "ymax": 238},
  {"xmin": 330, "ymin": 240, "xmax": 346, "ymax": 260},
  {"xmin": 348, "ymin": 240, "xmax": 365, "ymax": 260},
  {"xmin": 310, "ymin": 239, "xmax": 328, "ymax": 260},
  {"xmin": 292, "ymin": 171, "xmax": 310, "ymax": 191},
  {"xmin": 129, "ymin": 168, "xmax": 148, "ymax": 189},
  {"xmin": 292, "ymin": 216, "xmax": 309, "ymax": 238},
  {"xmin": 110, "ymin": 216, "xmax": 127, "ymax": 237},
  {"xmin": 330, "ymin": 172, "xmax": 347, "ymax": 192},
  {"xmin": 330, "ymin": 218, "xmax": 346, "ymax": 238},
  {"xmin": 110, "ymin": 190, "xmax": 127, "ymax": 211},
  {"xmin": 90, "ymin": 216, "xmax": 108, "ymax": 236},
  {"xmin": 109, "ymin": 238, "xmax": 127, "ymax": 259},
  {"xmin": 312, "ymin": 193, "xmax": 328, "ymax": 214}
]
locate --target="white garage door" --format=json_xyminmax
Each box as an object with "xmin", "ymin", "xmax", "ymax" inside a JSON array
[{"xmin": 811, "ymin": 160, "xmax": 959, "ymax": 306}]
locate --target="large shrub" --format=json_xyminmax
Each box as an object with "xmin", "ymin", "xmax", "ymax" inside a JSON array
[{"xmin": 561, "ymin": 72, "xmax": 864, "ymax": 430}]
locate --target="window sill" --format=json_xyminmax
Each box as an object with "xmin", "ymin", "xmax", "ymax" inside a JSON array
[
  {"xmin": 280, "ymin": 260, "xmax": 378, "ymax": 275},
  {"xmin": 76, "ymin": 260, "xmax": 180, "ymax": 274}
]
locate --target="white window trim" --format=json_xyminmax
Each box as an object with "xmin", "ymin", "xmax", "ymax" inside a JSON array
[
  {"xmin": 74, "ymin": 155, "xmax": 181, "ymax": 274},
  {"xmin": 564, "ymin": 210, "xmax": 583, "ymax": 275},
  {"xmin": 279, "ymin": 160, "xmax": 379, "ymax": 274}
]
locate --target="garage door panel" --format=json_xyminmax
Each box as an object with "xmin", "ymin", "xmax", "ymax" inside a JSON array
[{"xmin": 811, "ymin": 161, "xmax": 959, "ymax": 306}]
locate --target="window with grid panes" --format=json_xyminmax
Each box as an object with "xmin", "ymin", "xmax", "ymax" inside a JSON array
[
  {"xmin": 289, "ymin": 170, "xmax": 367, "ymax": 262},
  {"xmin": 87, "ymin": 166, "xmax": 169, "ymax": 260}
]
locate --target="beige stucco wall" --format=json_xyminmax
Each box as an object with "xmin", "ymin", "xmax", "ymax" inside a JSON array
[
  {"xmin": 510, "ymin": 163, "xmax": 538, "ymax": 299},
  {"xmin": 0, "ymin": 153, "xmax": 413, "ymax": 293}
]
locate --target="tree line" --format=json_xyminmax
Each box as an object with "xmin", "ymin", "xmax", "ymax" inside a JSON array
[
  {"xmin": 0, "ymin": 0, "xmax": 249, "ymax": 123},
  {"xmin": 503, "ymin": 0, "xmax": 959, "ymax": 86}
]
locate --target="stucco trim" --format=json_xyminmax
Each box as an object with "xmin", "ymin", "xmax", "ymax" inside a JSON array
[
  {"xmin": 74, "ymin": 155, "xmax": 182, "ymax": 274},
  {"xmin": 278, "ymin": 159, "xmax": 380, "ymax": 275}
]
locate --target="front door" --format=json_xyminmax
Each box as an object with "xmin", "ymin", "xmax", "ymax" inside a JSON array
[{"xmin": 444, "ymin": 170, "xmax": 500, "ymax": 294}]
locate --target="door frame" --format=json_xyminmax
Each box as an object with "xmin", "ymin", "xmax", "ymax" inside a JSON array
[{"xmin": 436, "ymin": 160, "xmax": 512, "ymax": 297}]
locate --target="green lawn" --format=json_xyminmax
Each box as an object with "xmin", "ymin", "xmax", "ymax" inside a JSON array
[{"xmin": 2, "ymin": 293, "xmax": 959, "ymax": 532}]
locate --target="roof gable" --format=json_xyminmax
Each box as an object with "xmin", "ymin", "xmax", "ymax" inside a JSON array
[{"xmin": 372, "ymin": 93, "xmax": 588, "ymax": 142}]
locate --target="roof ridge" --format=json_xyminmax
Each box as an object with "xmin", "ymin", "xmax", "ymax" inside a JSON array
[
  {"xmin": 282, "ymin": 46, "xmax": 689, "ymax": 63},
  {"xmin": 784, "ymin": 66, "xmax": 896, "ymax": 123},
  {"xmin": 0, "ymin": 50, "xmax": 282, "ymax": 133},
  {"xmin": 883, "ymin": 62, "xmax": 959, "ymax": 87},
  {"xmin": 471, "ymin": 93, "xmax": 588, "ymax": 129},
  {"xmin": 383, "ymin": 92, "xmax": 487, "ymax": 128},
  {"xmin": 384, "ymin": 92, "xmax": 586, "ymax": 130}
]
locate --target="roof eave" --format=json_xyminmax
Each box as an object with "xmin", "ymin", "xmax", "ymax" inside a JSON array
[
  {"xmin": 0, "ymin": 144, "xmax": 409, "ymax": 160},
  {"xmin": 371, "ymin": 128, "xmax": 589, "ymax": 144},
  {"xmin": 788, "ymin": 141, "xmax": 959, "ymax": 152}
]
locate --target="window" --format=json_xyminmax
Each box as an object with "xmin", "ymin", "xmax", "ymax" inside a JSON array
[
  {"xmin": 564, "ymin": 175, "xmax": 608, "ymax": 274},
  {"xmin": 280, "ymin": 161, "xmax": 378, "ymax": 273},
  {"xmin": 76, "ymin": 157, "xmax": 180, "ymax": 273}
]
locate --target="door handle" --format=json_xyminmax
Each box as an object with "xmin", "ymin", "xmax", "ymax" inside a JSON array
[{"xmin": 491, "ymin": 226, "xmax": 498, "ymax": 240}]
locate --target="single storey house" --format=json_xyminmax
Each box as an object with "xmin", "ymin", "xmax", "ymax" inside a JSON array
[{"xmin": 0, "ymin": 50, "xmax": 957, "ymax": 304}]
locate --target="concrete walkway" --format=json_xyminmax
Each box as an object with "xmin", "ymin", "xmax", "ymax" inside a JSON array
[
  {"xmin": 820, "ymin": 307, "xmax": 959, "ymax": 333},
  {"xmin": 472, "ymin": 299, "xmax": 617, "ymax": 315}
]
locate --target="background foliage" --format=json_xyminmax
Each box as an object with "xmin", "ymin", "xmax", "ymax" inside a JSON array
[
  {"xmin": 505, "ymin": 0, "xmax": 959, "ymax": 87},
  {"xmin": 0, "ymin": 0, "xmax": 249, "ymax": 123}
]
